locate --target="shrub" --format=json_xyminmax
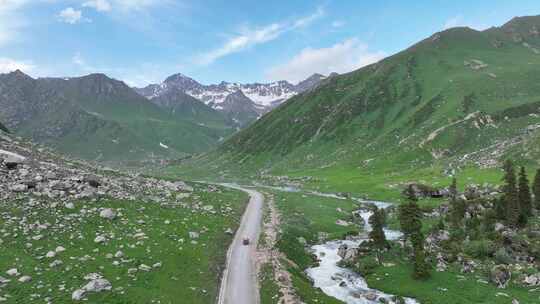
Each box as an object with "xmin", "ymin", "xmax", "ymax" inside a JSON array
[
  {"xmin": 464, "ymin": 240, "xmax": 495, "ymax": 259},
  {"xmin": 494, "ymin": 248, "xmax": 513, "ymax": 264},
  {"xmin": 355, "ymin": 256, "xmax": 380, "ymax": 276}
]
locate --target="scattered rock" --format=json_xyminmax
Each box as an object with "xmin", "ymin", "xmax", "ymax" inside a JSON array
[
  {"xmin": 18, "ymin": 276, "xmax": 31, "ymax": 283},
  {"xmin": 491, "ymin": 265, "xmax": 511, "ymax": 288},
  {"xmin": 99, "ymin": 208, "xmax": 117, "ymax": 220}
]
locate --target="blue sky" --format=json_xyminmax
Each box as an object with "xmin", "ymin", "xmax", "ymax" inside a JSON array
[{"xmin": 1, "ymin": 0, "xmax": 539, "ymax": 86}]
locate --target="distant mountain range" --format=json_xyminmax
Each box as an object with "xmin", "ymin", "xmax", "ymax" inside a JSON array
[
  {"xmin": 0, "ymin": 71, "xmax": 234, "ymax": 163},
  {"xmin": 0, "ymin": 69, "xmax": 331, "ymax": 163},
  {"xmin": 135, "ymin": 73, "xmax": 332, "ymax": 126}
]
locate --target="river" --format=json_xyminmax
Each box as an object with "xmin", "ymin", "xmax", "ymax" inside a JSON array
[{"xmin": 257, "ymin": 183, "xmax": 419, "ymax": 304}]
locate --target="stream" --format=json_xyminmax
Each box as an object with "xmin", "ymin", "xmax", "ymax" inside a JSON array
[{"xmin": 257, "ymin": 183, "xmax": 419, "ymax": 304}]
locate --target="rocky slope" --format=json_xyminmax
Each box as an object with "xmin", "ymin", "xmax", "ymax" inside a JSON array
[
  {"xmin": 135, "ymin": 73, "xmax": 331, "ymax": 126},
  {"xmin": 220, "ymin": 90, "xmax": 264, "ymax": 127},
  {"xmin": 0, "ymin": 129, "xmax": 194, "ymax": 203},
  {"xmin": 0, "ymin": 128, "xmax": 248, "ymax": 303},
  {"xmin": 188, "ymin": 15, "xmax": 540, "ymax": 176},
  {"xmin": 0, "ymin": 71, "xmax": 234, "ymax": 163},
  {"xmin": 0, "ymin": 121, "xmax": 7, "ymax": 133}
]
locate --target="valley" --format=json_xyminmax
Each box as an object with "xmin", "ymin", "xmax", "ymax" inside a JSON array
[{"xmin": 2, "ymin": 5, "xmax": 540, "ymax": 304}]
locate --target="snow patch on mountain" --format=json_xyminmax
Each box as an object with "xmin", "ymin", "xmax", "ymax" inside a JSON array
[{"xmin": 135, "ymin": 73, "xmax": 331, "ymax": 111}]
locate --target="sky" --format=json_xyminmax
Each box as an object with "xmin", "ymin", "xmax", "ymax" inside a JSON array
[{"xmin": 1, "ymin": 0, "xmax": 540, "ymax": 87}]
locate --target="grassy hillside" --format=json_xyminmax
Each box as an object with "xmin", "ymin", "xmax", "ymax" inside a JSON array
[
  {"xmin": 0, "ymin": 73, "xmax": 234, "ymax": 164},
  {"xmin": 171, "ymin": 16, "xmax": 540, "ymax": 197}
]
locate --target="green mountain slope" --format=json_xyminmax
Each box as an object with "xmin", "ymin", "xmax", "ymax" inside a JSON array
[
  {"xmin": 179, "ymin": 16, "xmax": 540, "ymax": 182},
  {"xmin": 0, "ymin": 72, "xmax": 234, "ymax": 164}
]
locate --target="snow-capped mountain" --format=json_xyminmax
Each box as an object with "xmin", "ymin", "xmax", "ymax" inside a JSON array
[
  {"xmin": 134, "ymin": 72, "xmax": 333, "ymax": 127},
  {"xmin": 135, "ymin": 73, "xmax": 331, "ymax": 110}
]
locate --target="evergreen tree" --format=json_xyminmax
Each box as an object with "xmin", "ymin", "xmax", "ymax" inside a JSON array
[
  {"xmin": 449, "ymin": 198, "xmax": 466, "ymax": 228},
  {"xmin": 518, "ymin": 166, "xmax": 532, "ymax": 221},
  {"xmin": 449, "ymin": 177, "xmax": 458, "ymax": 201},
  {"xmin": 412, "ymin": 244, "xmax": 431, "ymax": 280},
  {"xmin": 533, "ymin": 169, "xmax": 540, "ymax": 212},
  {"xmin": 502, "ymin": 160, "xmax": 520, "ymax": 227},
  {"xmin": 369, "ymin": 207, "xmax": 388, "ymax": 250},
  {"xmin": 493, "ymin": 196, "xmax": 506, "ymax": 220},
  {"xmin": 398, "ymin": 186, "xmax": 422, "ymax": 242},
  {"xmin": 400, "ymin": 185, "xmax": 431, "ymax": 279}
]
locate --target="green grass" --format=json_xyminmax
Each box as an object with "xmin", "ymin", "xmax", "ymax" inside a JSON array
[
  {"xmin": 259, "ymin": 263, "xmax": 282, "ymax": 304},
  {"xmin": 0, "ymin": 183, "xmax": 248, "ymax": 303},
  {"xmin": 170, "ymin": 16, "xmax": 540, "ymax": 196},
  {"xmin": 266, "ymin": 190, "xmax": 360, "ymax": 303},
  {"xmin": 366, "ymin": 257, "xmax": 540, "ymax": 304}
]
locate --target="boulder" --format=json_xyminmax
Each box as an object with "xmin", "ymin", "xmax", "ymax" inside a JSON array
[
  {"xmin": 6, "ymin": 268, "xmax": 19, "ymax": 276},
  {"xmin": 9, "ymin": 184, "xmax": 28, "ymax": 192},
  {"xmin": 84, "ymin": 176, "xmax": 101, "ymax": 188},
  {"xmin": 17, "ymin": 276, "xmax": 31, "ymax": 283},
  {"xmin": 99, "ymin": 208, "xmax": 116, "ymax": 220},
  {"xmin": 491, "ymin": 265, "xmax": 511, "ymax": 288},
  {"xmin": 72, "ymin": 274, "xmax": 112, "ymax": 301},
  {"xmin": 337, "ymin": 244, "xmax": 359, "ymax": 261},
  {"xmin": 523, "ymin": 273, "xmax": 540, "ymax": 286}
]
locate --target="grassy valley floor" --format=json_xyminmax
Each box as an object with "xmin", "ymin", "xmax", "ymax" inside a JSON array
[
  {"xmin": 253, "ymin": 184, "xmax": 540, "ymax": 304},
  {"xmin": 0, "ymin": 183, "xmax": 248, "ymax": 303}
]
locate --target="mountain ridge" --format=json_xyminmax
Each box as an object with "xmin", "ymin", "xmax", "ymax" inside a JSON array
[
  {"xmin": 180, "ymin": 15, "xmax": 540, "ymax": 180},
  {"xmin": 134, "ymin": 73, "xmax": 333, "ymax": 126},
  {"xmin": 0, "ymin": 71, "xmax": 234, "ymax": 163}
]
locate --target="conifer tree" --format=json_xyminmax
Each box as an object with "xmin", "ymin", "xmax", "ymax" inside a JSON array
[
  {"xmin": 493, "ymin": 196, "xmax": 506, "ymax": 220},
  {"xmin": 518, "ymin": 166, "xmax": 532, "ymax": 221},
  {"xmin": 502, "ymin": 160, "xmax": 520, "ymax": 227},
  {"xmin": 449, "ymin": 177, "xmax": 458, "ymax": 201},
  {"xmin": 399, "ymin": 185, "xmax": 431, "ymax": 279},
  {"xmin": 413, "ymin": 243, "xmax": 431, "ymax": 280},
  {"xmin": 369, "ymin": 207, "xmax": 387, "ymax": 250},
  {"xmin": 449, "ymin": 198, "xmax": 466, "ymax": 228},
  {"xmin": 533, "ymin": 169, "xmax": 540, "ymax": 212},
  {"xmin": 399, "ymin": 185, "xmax": 422, "ymax": 242},
  {"xmin": 447, "ymin": 177, "xmax": 466, "ymax": 228}
]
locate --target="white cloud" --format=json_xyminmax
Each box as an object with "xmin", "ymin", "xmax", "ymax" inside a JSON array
[
  {"xmin": 197, "ymin": 23, "xmax": 283, "ymax": 65},
  {"xmin": 292, "ymin": 6, "xmax": 324, "ymax": 29},
  {"xmin": 266, "ymin": 38, "xmax": 386, "ymax": 84},
  {"xmin": 58, "ymin": 7, "xmax": 85, "ymax": 24},
  {"xmin": 0, "ymin": 57, "xmax": 35, "ymax": 73},
  {"xmin": 198, "ymin": 7, "xmax": 325, "ymax": 65},
  {"xmin": 83, "ymin": 0, "xmax": 112, "ymax": 12}
]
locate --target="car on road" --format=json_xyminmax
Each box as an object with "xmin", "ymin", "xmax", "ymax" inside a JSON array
[{"xmin": 243, "ymin": 238, "xmax": 250, "ymax": 245}]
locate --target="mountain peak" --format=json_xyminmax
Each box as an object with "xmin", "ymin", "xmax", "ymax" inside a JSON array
[
  {"xmin": 164, "ymin": 73, "xmax": 198, "ymax": 84},
  {"xmin": 6, "ymin": 69, "xmax": 33, "ymax": 80},
  {"xmin": 295, "ymin": 73, "xmax": 327, "ymax": 92}
]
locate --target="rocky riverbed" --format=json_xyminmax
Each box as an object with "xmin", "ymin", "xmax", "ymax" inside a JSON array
[{"xmin": 306, "ymin": 201, "xmax": 419, "ymax": 304}]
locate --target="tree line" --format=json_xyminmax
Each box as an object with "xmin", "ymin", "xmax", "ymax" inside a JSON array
[{"xmin": 369, "ymin": 160, "xmax": 540, "ymax": 280}]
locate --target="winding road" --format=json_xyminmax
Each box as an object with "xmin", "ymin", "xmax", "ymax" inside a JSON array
[{"xmin": 218, "ymin": 184, "xmax": 265, "ymax": 304}]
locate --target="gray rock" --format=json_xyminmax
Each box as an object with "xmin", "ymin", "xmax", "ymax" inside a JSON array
[
  {"xmin": 18, "ymin": 275, "xmax": 31, "ymax": 283},
  {"xmin": 491, "ymin": 265, "xmax": 511, "ymax": 288},
  {"xmin": 99, "ymin": 208, "xmax": 116, "ymax": 220},
  {"xmin": 9, "ymin": 184, "xmax": 28, "ymax": 192}
]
